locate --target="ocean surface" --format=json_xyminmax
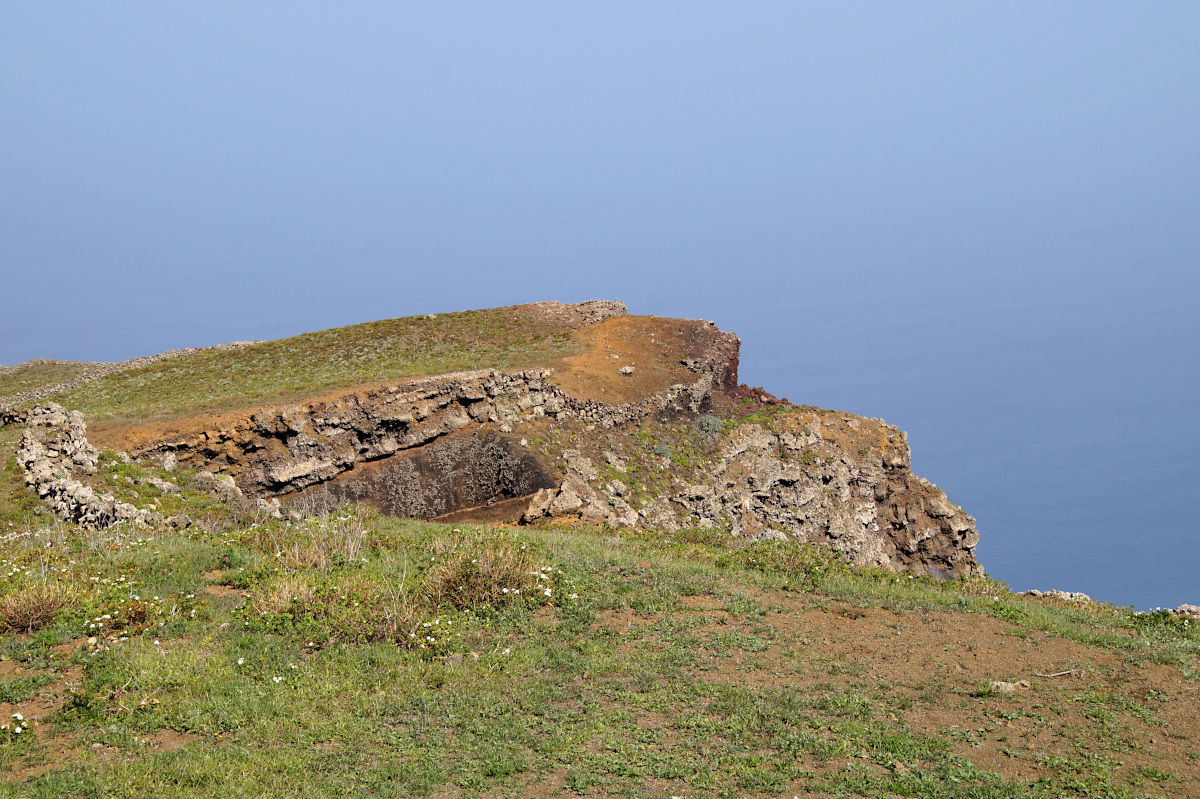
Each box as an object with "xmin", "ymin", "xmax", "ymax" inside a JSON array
[{"xmin": 733, "ymin": 222, "xmax": 1199, "ymax": 611}]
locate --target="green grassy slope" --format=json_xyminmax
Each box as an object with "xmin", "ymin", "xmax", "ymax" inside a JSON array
[
  {"xmin": 0, "ymin": 504, "xmax": 1195, "ymax": 798},
  {"xmin": 0, "ymin": 363, "xmax": 102, "ymax": 401},
  {"xmin": 51, "ymin": 309, "xmax": 581, "ymax": 426}
]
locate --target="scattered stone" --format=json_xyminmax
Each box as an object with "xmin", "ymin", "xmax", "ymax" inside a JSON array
[
  {"xmin": 142, "ymin": 476, "xmax": 179, "ymax": 493},
  {"xmin": 990, "ymin": 680, "xmax": 1031, "ymax": 694},
  {"xmin": 547, "ymin": 488, "xmax": 583, "ymax": 517},
  {"xmin": 753, "ymin": 528, "xmax": 790, "ymax": 542},
  {"xmin": 1021, "ymin": 589, "xmax": 1093, "ymax": 603},
  {"xmin": 562, "ymin": 449, "xmax": 598, "ymax": 480},
  {"xmin": 160, "ymin": 452, "xmax": 177, "ymax": 472},
  {"xmin": 618, "ymin": 365, "xmax": 635, "ymax": 376},
  {"xmin": 213, "ymin": 475, "xmax": 243, "ymax": 499},
  {"xmin": 522, "ymin": 488, "xmax": 555, "ymax": 523}
]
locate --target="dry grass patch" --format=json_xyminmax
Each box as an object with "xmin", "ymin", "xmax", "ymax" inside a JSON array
[
  {"xmin": 0, "ymin": 581, "xmax": 81, "ymax": 633},
  {"xmin": 423, "ymin": 531, "xmax": 542, "ymax": 610},
  {"xmin": 249, "ymin": 510, "xmax": 371, "ymax": 572}
]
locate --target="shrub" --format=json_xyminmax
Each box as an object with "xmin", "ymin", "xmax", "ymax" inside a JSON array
[
  {"xmin": 695, "ymin": 414, "xmax": 724, "ymax": 437},
  {"xmin": 716, "ymin": 541, "xmax": 849, "ymax": 589},
  {"xmin": 0, "ymin": 580, "xmax": 80, "ymax": 633},
  {"xmin": 423, "ymin": 532, "xmax": 541, "ymax": 610}
]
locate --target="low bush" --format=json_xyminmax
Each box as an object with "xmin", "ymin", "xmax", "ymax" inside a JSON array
[
  {"xmin": 716, "ymin": 541, "xmax": 850, "ymax": 589},
  {"xmin": 0, "ymin": 580, "xmax": 81, "ymax": 633}
]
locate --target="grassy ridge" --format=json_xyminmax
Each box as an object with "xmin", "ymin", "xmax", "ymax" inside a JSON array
[
  {"xmin": 2, "ymin": 310, "xmax": 1197, "ymax": 796},
  {"xmin": 51, "ymin": 309, "xmax": 581, "ymax": 425},
  {"xmin": 0, "ymin": 363, "xmax": 101, "ymax": 401}
]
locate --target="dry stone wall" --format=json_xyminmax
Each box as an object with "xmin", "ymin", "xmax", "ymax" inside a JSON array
[
  {"xmin": 2, "ymin": 403, "xmax": 163, "ymax": 529},
  {"xmin": 0, "ymin": 342, "xmax": 262, "ymax": 410}
]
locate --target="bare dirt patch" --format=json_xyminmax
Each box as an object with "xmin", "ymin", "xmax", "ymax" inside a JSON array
[
  {"xmin": 584, "ymin": 590, "xmax": 1200, "ymax": 795},
  {"xmin": 551, "ymin": 316, "xmax": 729, "ymax": 404}
]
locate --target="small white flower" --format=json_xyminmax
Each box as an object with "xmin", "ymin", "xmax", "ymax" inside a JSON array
[
  {"xmin": 237, "ymin": 657, "xmax": 244, "ymax": 665},
  {"xmin": 273, "ymin": 676, "xmax": 283, "ymax": 683},
  {"xmin": 153, "ymin": 640, "xmax": 160, "ymax": 646},
  {"xmin": 11, "ymin": 713, "xmax": 22, "ymax": 721},
  {"xmin": 543, "ymin": 589, "xmax": 552, "ymax": 597}
]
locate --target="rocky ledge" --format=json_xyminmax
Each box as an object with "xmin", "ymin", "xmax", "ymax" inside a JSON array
[{"xmin": 2, "ymin": 302, "xmax": 985, "ymax": 578}]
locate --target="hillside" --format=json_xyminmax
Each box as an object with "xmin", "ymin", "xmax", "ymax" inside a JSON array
[{"xmin": 0, "ymin": 300, "xmax": 1196, "ymax": 797}]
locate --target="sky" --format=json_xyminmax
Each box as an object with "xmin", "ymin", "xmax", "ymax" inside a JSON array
[{"xmin": 2, "ymin": 3, "xmax": 1198, "ymax": 607}]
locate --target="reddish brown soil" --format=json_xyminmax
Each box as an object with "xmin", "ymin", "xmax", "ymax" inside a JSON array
[
  {"xmin": 550, "ymin": 315, "xmax": 730, "ymax": 404},
  {"xmin": 92, "ymin": 314, "xmax": 731, "ymax": 456},
  {"xmin": 592, "ymin": 591, "xmax": 1200, "ymax": 794}
]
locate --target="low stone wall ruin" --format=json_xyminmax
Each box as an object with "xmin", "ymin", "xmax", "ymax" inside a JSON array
[
  {"xmin": 2, "ymin": 404, "xmax": 163, "ymax": 528},
  {"xmin": 0, "ymin": 341, "xmax": 262, "ymax": 410}
]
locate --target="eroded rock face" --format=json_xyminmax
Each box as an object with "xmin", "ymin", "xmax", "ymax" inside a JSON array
[
  {"xmin": 668, "ymin": 415, "xmax": 981, "ymax": 578},
  {"xmin": 2, "ymin": 308, "xmax": 982, "ymax": 578},
  {"xmin": 522, "ymin": 411, "xmax": 982, "ymax": 578},
  {"xmin": 286, "ymin": 429, "xmax": 557, "ymax": 519},
  {"xmin": 118, "ymin": 357, "xmax": 730, "ymax": 500}
]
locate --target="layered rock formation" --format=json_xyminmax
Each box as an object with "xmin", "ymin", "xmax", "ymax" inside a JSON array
[
  {"xmin": 1, "ymin": 300, "xmax": 983, "ymax": 577},
  {"xmin": 521, "ymin": 411, "xmax": 981, "ymax": 578}
]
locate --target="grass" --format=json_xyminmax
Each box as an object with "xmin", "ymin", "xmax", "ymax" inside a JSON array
[
  {"xmin": 0, "ymin": 362, "xmax": 101, "ymax": 402},
  {"xmin": 0, "ymin": 490, "xmax": 1194, "ymax": 797},
  {"xmin": 50, "ymin": 308, "xmax": 582, "ymax": 426},
  {"xmin": 2, "ymin": 310, "xmax": 1197, "ymax": 796}
]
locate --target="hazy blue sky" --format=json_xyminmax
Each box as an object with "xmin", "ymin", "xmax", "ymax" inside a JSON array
[{"xmin": 3, "ymin": 3, "xmax": 1198, "ymax": 607}]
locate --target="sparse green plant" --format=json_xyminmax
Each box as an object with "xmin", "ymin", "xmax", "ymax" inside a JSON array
[{"xmin": 716, "ymin": 540, "xmax": 850, "ymax": 589}]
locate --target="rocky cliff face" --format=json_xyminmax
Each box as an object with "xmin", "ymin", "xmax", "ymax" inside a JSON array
[
  {"xmin": 518, "ymin": 406, "xmax": 981, "ymax": 578},
  {"xmin": 1, "ymin": 301, "xmax": 982, "ymax": 578}
]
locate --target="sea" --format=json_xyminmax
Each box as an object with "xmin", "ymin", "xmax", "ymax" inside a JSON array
[{"xmin": 728, "ymin": 217, "xmax": 1199, "ymax": 611}]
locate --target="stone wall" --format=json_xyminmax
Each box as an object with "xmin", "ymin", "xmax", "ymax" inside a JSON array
[
  {"xmin": 2, "ymin": 403, "xmax": 163, "ymax": 529},
  {"xmin": 0, "ymin": 341, "xmax": 261, "ymax": 410}
]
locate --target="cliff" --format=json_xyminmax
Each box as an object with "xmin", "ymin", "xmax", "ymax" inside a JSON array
[{"xmin": 1, "ymin": 300, "xmax": 981, "ymax": 577}]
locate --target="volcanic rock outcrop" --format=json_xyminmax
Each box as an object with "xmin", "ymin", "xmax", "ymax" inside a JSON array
[{"xmin": 1, "ymin": 300, "xmax": 983, "ymax": 577}]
